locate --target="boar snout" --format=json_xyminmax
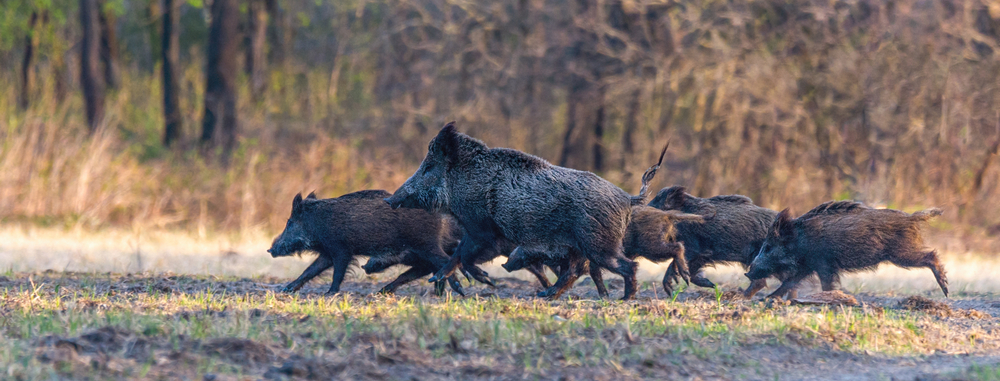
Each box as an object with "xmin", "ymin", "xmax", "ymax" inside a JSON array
[
  {"xmin": 744, "ymin": 265, "xmax": 768, "ymax": 280},
  {"xmin": 383, "ymin": 197, "xmax": 398, "ymax": 209},
  {"xmin": 384, "ymin": 194, "xmax": 407, "ymax": 210}
]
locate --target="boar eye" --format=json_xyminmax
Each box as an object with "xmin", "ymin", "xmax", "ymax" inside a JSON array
[{"xmin": 423, "ymin": 163, "xmax": 434, "ymax": 174}]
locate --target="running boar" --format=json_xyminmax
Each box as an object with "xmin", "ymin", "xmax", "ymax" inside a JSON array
[
  {"xmin": 502, "ymin": 206, "xmax": 702, "ymax": 298},
  {"xmin": 268, "ymin": 191, "xmax": 464, "ymax": 296},
  {"xmin": 745, "ymin": 201, "xmax": 947, "ymax": 299},
  {"xmin": 385, "ymin": 122, "xmax": 665, "ymax": 300},
  {"xmin": 649, "ymin": 186, "xmax": 778, "ymax": 297}
]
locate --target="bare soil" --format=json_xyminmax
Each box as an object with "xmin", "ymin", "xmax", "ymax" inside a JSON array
[{"xmin": 3, "ymin": 272, "xmax": 999, "ymax": 380}]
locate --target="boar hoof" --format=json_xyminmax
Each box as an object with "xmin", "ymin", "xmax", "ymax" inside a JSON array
[
  {"xmin": 478, "ymin": 276, "xmax": 497, "ymax": 288},
  {"xmin": 433, "ymin": 280, "xmax": 447, "ymax": 296},
  {"xmin": 377, "ymin": 287, "xmax": 396, "ymax": 295},
  {"xmin": 281, "ymin": 284, "xmax": 298, "ymax": 293},
  {"xmin": 447, "ymin": 278, "xmax": 466, "ymax": 297},
  {"xmin": 691, "ymin": 276, "xmax": 715, "ymax": 289},
  {"xmin": 461, "ymin": 269, "xmax": 474, "ymax": 283}
]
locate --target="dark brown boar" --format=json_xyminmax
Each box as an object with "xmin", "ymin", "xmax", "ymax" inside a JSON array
[
  {"xmin": 745, "ymin": 201, "xmax": 947, "ymax": 299},
  {"xmin": 268, "ymin": 191, "xmax": 464, "ymax": 296},
  {"xmin": 649, "ymin": 186, "xmax": 779, "ymax": 297},
  {"xmin": 502, "ymin": 206, "xmax": 702, "ymax": 298},
  {"xmin": 385, "ymin": 123, "xmax": 666, "ymax": 300}
]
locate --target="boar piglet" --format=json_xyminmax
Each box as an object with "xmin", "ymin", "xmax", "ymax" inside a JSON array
[
  {"xmin": 503, "ymin": 206, "xmax": 701, "ymax": 298},
  {"xmin": 385, "ymin": 122, "xmax": 665, "ymax": 300},
  {"xmin": 649, "ymin": 186, "xmax": 779, "ymax": 297},
  {"xmin": 745, "ymin": 201, "xmax": 947, "ymax": 299},
  {"xmin": 268, "ymin": 190, "xmax": 464, "ymax": 296}
]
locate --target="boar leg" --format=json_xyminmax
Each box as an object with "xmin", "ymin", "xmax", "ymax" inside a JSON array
[
  {"xmin": 766, "ymin": 270, "xmax": 811, "ymax": 300},
  {"xmin": 282, "ymin": 255, "xmax": 335, "ymax": 293},
  {"xmin": 817, "ymin": 270, "xmax": 842, "ymax": 292},
  {"xmin": 688, "ymin": 253, "xmax": 716, "ymax": 289},
  {"xmin": 662, "ymin": 261, "xmax": 686, "ymax": 295},
  {"xmin": 524, "ymin": 263, "xmax": 552, "ymax": 289},
  {"xmin": 589, "ymin": 264, "xmax": 609, "ymax": 298},
  {"xmin": 379, "ymin": 263, "xmax": 435, "ymax": 294},
  {"xmin": 589, "ymin": 250, "xmax": 639, "ymax": 301},
  {"xmin": 419, "ymin": 248, "xmax": 468, "ymax": 297},
  {"xmin": 429, "ymin": 237, "xmax": 494, "ymax": 285},
  {"xmin": 428, "ymin": 236, "xmax": 471, "ymax": 283},
  {"xmin": 661, "ymin": 242, "xmax": 691, "ymax": 284},
  {"xmin": 325, "ymin": 256, "xmax": 354, "ymax": 295},
  {"xmin": 538, "ymin": 254, "xmax": 586, "ymax": 299},
  {"xmin": 889, "ymin": 249, "xmax": 949, "ymax": 297}
]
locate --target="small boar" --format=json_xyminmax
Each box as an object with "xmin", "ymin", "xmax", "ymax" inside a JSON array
[
  {"xmin": 649, "ymin": 186, "xmax": 778, "ymax": 297},
  {"xmin": 745, "ymin": 201, "xmax": 947, "ymax": 298},
  {"xmin": 502, "ymin": 206, "xmax": 702, "ymax": 298},
  {"xmin": 268, "ymin": 190, "xmax": 464, "ymax": 296},
  {"xmin": 385, "ymin": 122, "xmax": 664, "ymax": 300}
]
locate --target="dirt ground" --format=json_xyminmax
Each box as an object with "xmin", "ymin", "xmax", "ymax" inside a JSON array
[{"xmin": 1, "ymin": 271, "xmax": 998, "ymax": 380}]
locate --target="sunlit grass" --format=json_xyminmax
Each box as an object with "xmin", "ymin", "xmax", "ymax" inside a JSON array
[{"xmin": 0, "ymin": 272, "xmax": 996, "ymax": 379}]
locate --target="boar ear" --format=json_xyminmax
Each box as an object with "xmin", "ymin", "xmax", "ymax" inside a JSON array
[
  {"xmin": 667, "ymin": 186, "xmax": 688, "ymax": 207},
  {"xmin": 774, "ymin": 208, "xmax": 794, "ymax": 238},
  {"xmin": 306, "ymin": 191, "xmax": 317, "ymax": 199},
  {"xmin": 437, "ymin": 121, "xmax": 461, "ymax": 163},
  {"xmin": 293, "ymin": 193, "xmax": 304, "ymax": 210}
]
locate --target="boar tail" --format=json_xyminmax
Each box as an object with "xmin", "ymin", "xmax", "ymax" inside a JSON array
[
  {"xmin": 631, "ymin": 141, "xmax": 669, "ymax": 206},
  {"xmin": 911, "ymin": 208, "xmax": 943, "ymax": 221}
]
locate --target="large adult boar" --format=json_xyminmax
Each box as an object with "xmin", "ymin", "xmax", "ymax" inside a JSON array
[
  {"xmin": 385, "ymin": 122, "xmax": 662, "ymax": 300},
  {"xmin": 502, "ymin": 205, "xmax": 702, "ymax": 298},
  {"xmin": 649, "ymin": 186, "xmax": 778, "ymax": 297},
  {"xmin": 745, "ymin": 201, "xmax": 947, "ymax": 299},
  {"xmin": 267, "ymin": 190, "xmax": 465, "ymax": 295}
]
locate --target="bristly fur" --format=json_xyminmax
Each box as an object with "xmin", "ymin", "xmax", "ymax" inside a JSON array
[
  {"xmin": 269, "ymin": 190, "xmax": 465, "ymax": 295},
  {"xmin": 746, "ymin": 201, "xmax": 948, "ymax": 298},
  {"xmin": 505, "ymin": 205, "xmax": 701, "ymax": 296},
  {"xmin": 797, "ymin": 200, "xmax": 870, "ymax": 220},
  {"xmin": 649, "ymin": 185, "xmax": 778, "ymax": 296},
  {"xmin": 387, "ymin": 122, "xmax": 668, "ymax": 300}
]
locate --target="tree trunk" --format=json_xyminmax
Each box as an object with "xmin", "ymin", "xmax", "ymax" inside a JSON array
[
  {"xmin": 98, "ymin": 2, "xmax": 121, "ymax": 89},
  {"xmin": 265, "ymin": 0, "xmax": 288, "ymax": 67},
  {"xmin": 621, "ymin": 87, "xmax": 640, "ymax": 170},
  {"xmin": 80, "ymin": 0, "xmax": 105, "ymax": 132},
  {"xmin": 559, "ymin": 78, "xmax": 585, "ymax": 168},
  {"xmin": 19, "ymin": 12, "xmax": 38, "ymax": 110},
  {"xmin": 147, "ymin": 0, "xmax": 162, "ymax": 72},
  {"xmin": 162, "ymin": 0, "xmax": 182, "ymax": 147},
  {"xmin": 201, "ymin": 0, "xmax": 240, "ymax": 162},
  {"xmin": 246, "ymin": 0, "xmax": 268, "ymax": 101},
  {"xmin": 54, "ymin": 18, "xmax": 69, "ymax": 103},
  {"xmin": 592, "ymin": 83, "xmax": 606, "ymax": 172}
]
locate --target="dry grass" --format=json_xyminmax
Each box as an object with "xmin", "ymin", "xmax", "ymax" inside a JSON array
[
  {"xmin": 0, "ymin": 271, "xmax": 997, "ymax": 380},
  {"xmin": 5, "ymin": 0, "xmax": 1000, "ymax": 244},
  {"xmin": 0, "ymin": 227, "xmax": 998, "ymax": 379}
]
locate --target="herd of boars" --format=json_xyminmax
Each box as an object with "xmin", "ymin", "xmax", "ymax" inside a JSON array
[{"xmin": 268, "ymin": 122, "xmax": 949, "ymax": 301}]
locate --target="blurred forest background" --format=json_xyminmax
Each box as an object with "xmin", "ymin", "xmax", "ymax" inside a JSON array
[{"xmin": 1, "ymin": 0, "xmax": 999, "ymax": 249}]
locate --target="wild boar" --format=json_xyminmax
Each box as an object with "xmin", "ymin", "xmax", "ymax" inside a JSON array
[
  {"xmin": 649, "ymin": 186, "xmax": 778, "ymax": 297},
  {"xmin": 385, "ymin": 122, "xmax": 664, "ymax": 300},
  {"xmin": 501, "ymin": 206, "xmax": 702, "ymax": 298},
  {"xmin": 745, "ymin": 201, "xmax": 947, "ymax": 298},
  {"xmin": 268, "ymin": 191, "xmax": 464, "ymax": 296}
]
